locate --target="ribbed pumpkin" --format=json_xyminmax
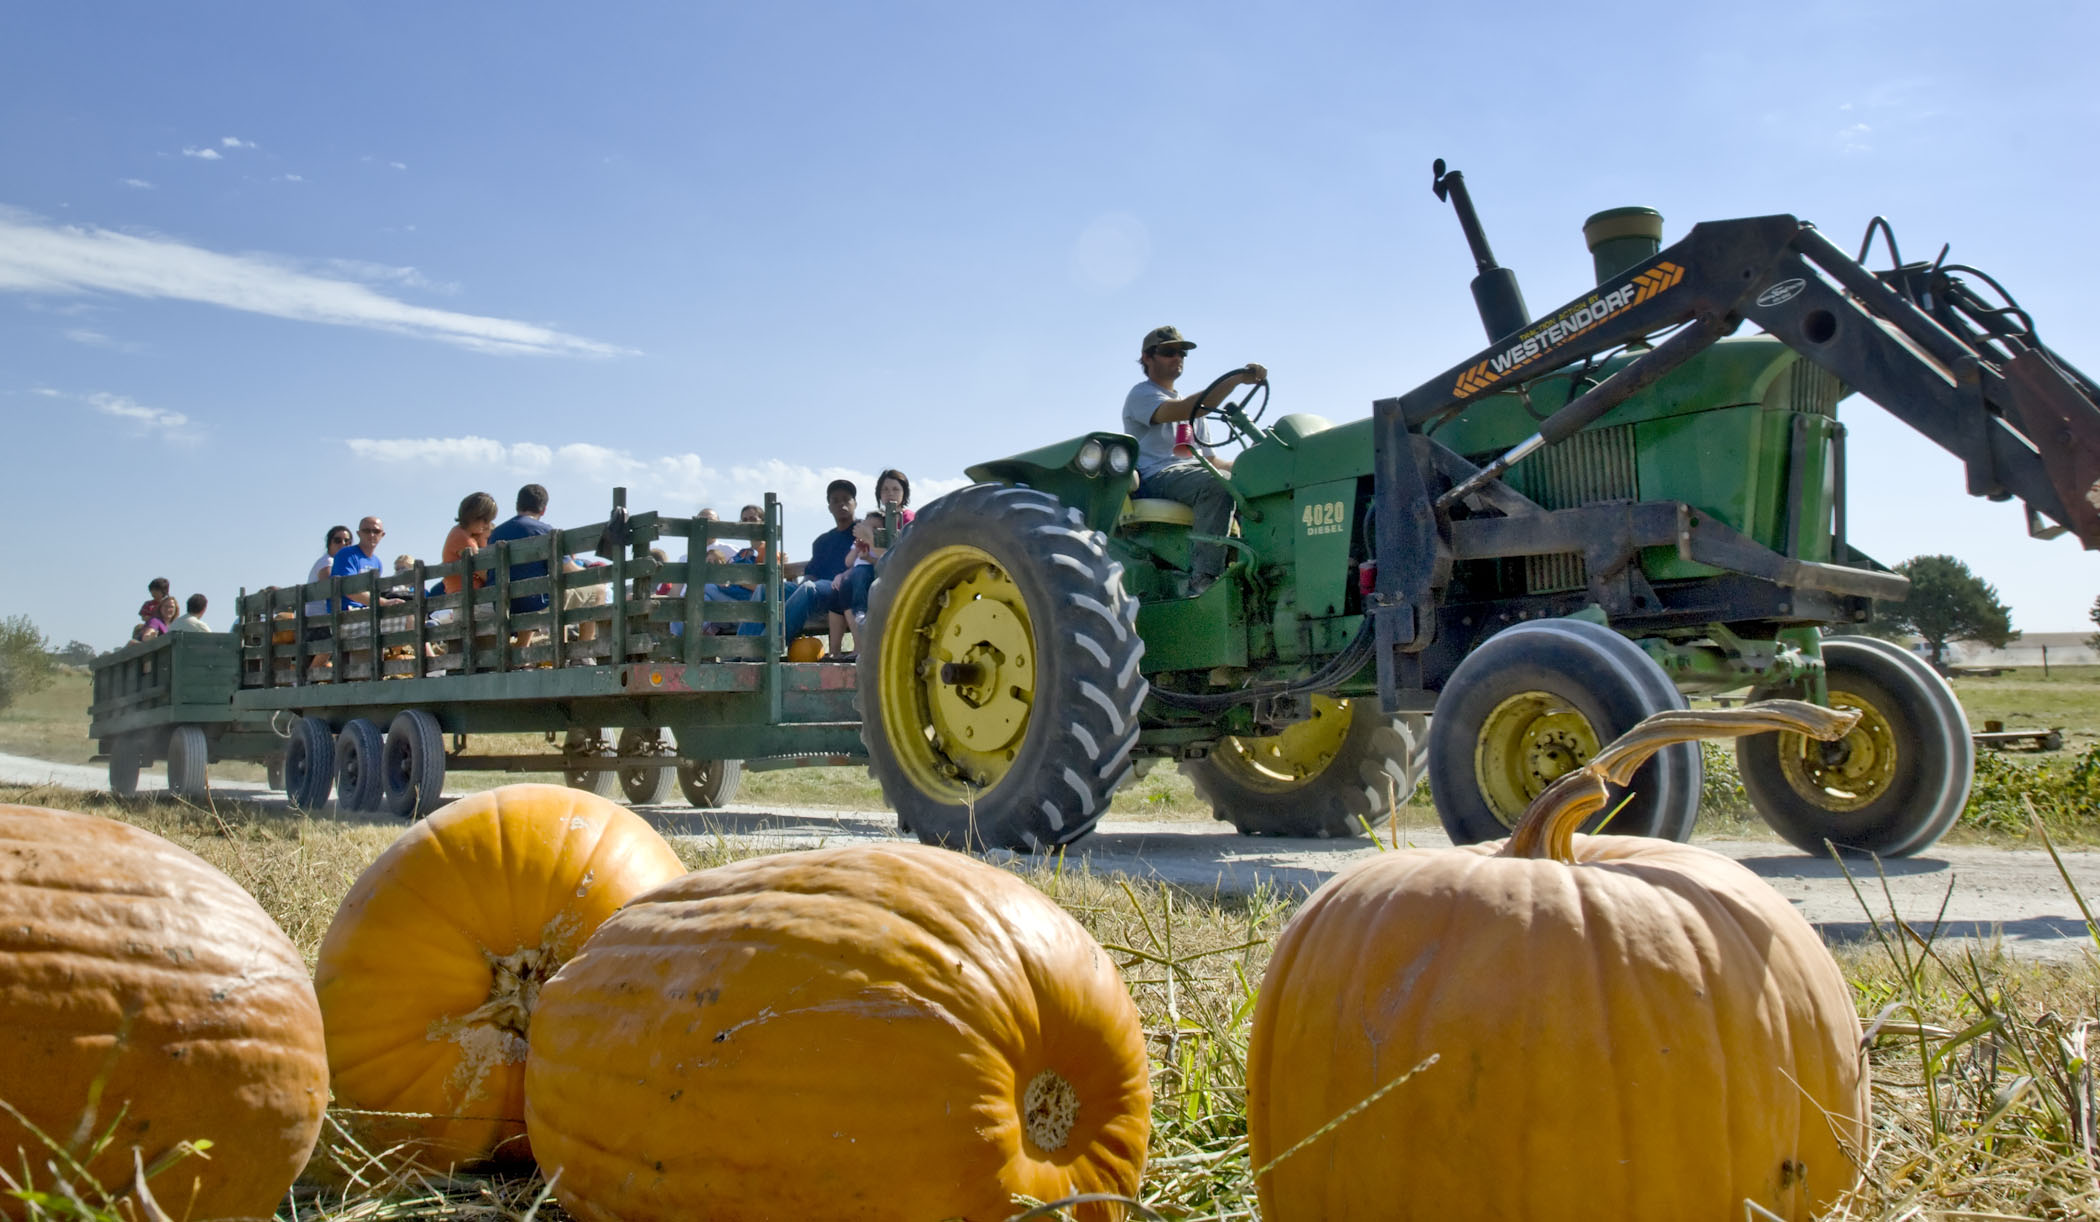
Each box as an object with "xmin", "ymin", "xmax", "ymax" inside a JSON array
[
  {"xmin": 313, "ymin": 783, "xmax": 685, "ymax": 1167},
  {"xmin": 0, "ymin": 804, "xmax": 327, "ymax": 1220},
  {"xmin": 1246, "ymin": 703, "xmax": 1871, "ymax": 1222},
  {"xmin": 524, "ymin": 841, "xmax": 1153, "ymax": 1222}
]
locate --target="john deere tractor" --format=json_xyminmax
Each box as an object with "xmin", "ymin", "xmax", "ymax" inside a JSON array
[{"xmin": 858, "ymin": 160, "xmax": 2100, "ymax": 855}]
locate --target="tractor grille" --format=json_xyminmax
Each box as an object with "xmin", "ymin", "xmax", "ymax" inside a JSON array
[
  {"xmin": 1505, "ymin": 422, "xmax": 1638, "ymax": 593},
  {"xmin": 1768, "ymin": 359, "xmax": 1843, "ymax": 416}
]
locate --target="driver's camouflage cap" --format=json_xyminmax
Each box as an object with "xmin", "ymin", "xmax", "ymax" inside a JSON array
[{"xmin": 1142, "ymin": 325, "xmax": 1196, "ymax": 354}]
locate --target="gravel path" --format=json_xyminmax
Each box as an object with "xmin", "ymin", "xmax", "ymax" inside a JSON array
[{"xmin": 7, "ymin": 750, "xmax": 2097, "ymax": 964}]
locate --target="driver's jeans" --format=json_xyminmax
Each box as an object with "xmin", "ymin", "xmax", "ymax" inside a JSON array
[{"xmin": 1137, "ymin": 461, "xmax": 1234, "ymax": 583}]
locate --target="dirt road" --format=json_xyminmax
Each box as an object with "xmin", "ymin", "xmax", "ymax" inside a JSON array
[{"xmin": 7, "ymin": 750, "xmax": 2097, "ymax": 964}]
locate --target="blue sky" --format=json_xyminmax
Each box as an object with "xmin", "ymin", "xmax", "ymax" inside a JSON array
[{"xmin": 4, "ymin": 2, "xmax": 2098, "ymax": 651}]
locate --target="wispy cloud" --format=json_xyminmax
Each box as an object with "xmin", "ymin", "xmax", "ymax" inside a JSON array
[
  {"xmin": 220, "ymin": 136, "xmax": 256, "ymax": 149},
  {"xmin": 35, "ymin": 387, "xmax": 198, "ymax": 442},
  {"xmin": 119, "ymin": 178, "xmax": 155, "ymax": 190},
  {"xmin": 278, "ymin": 173, "xmax": 304, "ymax": 183},
  {"xmin": 181, "ymin": 146, "xmax": 222, "ymax": 161},
  {"xmin": 0, "ymin": 208, "xmax": 633, "ymax": 357},
  {"xmin": 324, "ymin": 258, "xmax": 458, "ymax": 295},
  {"xmin": 1838, "ymin": 122, "xmax": 1872, "ymax": 154},
  {"xmin": 345, "ymin": 435, "xmax": 967, "ymax": 527}
]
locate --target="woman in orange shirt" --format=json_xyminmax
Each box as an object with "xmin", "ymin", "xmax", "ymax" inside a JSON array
[{"xmin": 443, "ymin": 491, "xmax": 499, "ymax": 596}]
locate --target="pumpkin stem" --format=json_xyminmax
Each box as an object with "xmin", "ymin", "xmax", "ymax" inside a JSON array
[
  {"xmin": 1022, "ymin": 1069, "xmax": 1080, "ymax": 1154},
  {"xmin": 1499, "ymin": 700, "xmax": 1860, "ymax": 862},
  {"xmin": 454, "ymin": 946, "xmax": 551, "ymax": 1037}
]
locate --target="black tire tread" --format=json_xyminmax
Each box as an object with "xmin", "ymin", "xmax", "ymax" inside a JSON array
[
  {"xmin": 165, "ymin": 725, "xmax": 209, "ymax": 800},
  {"xmin": 335, "ymin": 718, "xmax": 385, "ymax": 813},
  {"xmin": 859, "ymin": 485, "xmax": 1146, "ymax": 851}
]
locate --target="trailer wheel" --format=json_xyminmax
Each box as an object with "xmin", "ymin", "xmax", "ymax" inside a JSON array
[
  {"xmin": 563, "ymin": 728, "xmax": 621, "ymax": 799},
  {"xmin": 335, "ymin": 718, "xmax": 386, "ymax": 812},
  {"xmin": 1737, "ymin": 636, "xmax": 1972, "ymax": 856},
  {"xmin": 108, "ymin": 735, "xmax": 143, "ymax": 799},
  {"xmin": 1182, "ymin": 698, "xmax": 1426, "ymax": 838},
  {"xmin": 285, "ymin": 716, "xmax": 336, "ymax": 813},
  {"xmin": 166, "ymin": 725, "xmax": 210, "ymax": 800},
  {"xmin": 859, "ymin": 484, "xmax": 1145, "ymax": 851},
  {"xmin": 617, "ymin": 727, "xmax": 676, "ymax": 805},
  {"xmin": 1428, "ymin": 618, "xmax": 1702, "ymax": 845},
  {"xmin": 382, "ymin": 710, "xmax": 448, "ymax": 820},
  {"xmin": 678, "ymin": 758, "xmax": 745, "ymax": 808}
]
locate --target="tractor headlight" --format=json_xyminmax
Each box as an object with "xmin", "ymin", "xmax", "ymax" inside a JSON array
[
  {"xmin": 1076, "ymin": 438, "xmax": 1106, "ymax": 474},
  {"xmin": 1107, "ymin": 444, "xmax": 1133, "ymax": 475}
]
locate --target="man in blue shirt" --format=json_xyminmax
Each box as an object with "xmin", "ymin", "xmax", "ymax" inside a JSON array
[
  {"xmin": 773, "ymin": 479, "xmax": 859, "ymax": 645},
  {"xmin": 1121, "ymin": 325, "xmax": 1265, "ymax": 598},
  {"xmin": 331, "ymin": 517, "xmax": 399, "ymax": 609},
  {"xmin": 488, "ymin": 483, "xmax": 608, "ymax": 642}
]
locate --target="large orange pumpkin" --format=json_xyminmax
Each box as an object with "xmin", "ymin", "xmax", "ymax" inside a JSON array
[
  {"xmin": 524, "ymin": 841, "xmax": 1153, "ymax": 1222},
  {"xmin": 313, "ymin": 783, "xmax": 686, "ymax": 1167},
  {"xmin": 1246, "ymin": 703, "xmax": 1871, "ymax": 1222},
  {"xmin": 0, "ymin": 804, "xmax": 327, "ymax": 1221}
]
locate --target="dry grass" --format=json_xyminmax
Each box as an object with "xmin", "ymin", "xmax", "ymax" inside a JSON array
[{"xmin": 8, "ymin": 783, "xmax": 2100, "ymax": 1219}]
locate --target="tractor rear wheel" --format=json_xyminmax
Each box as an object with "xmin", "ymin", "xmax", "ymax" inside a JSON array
[
  {"xmin": 1182, "ymin": 698, "xmax": 1426, "ymax": 838},
  {"xmin": 1428, "ymin": 618, "xmax": 1702, "ymax": 845},
  {"xmin": 1736, "ymin": 636, "xmax": 1971, "ymax": 856},
  {"xmin": 859, "ymin": 484, "xmax": 1146, "ymax": 851}
]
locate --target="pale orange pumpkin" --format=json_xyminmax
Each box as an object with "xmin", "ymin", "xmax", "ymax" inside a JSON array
[
  {"xmin": 1246, "ymin": 703, "xmax": 1871, "ymax": 1222},
  {"xmin": 313, "ymin": 783, "xmax": 686, "ymax": 1167},
  {"xmin": 524, "ymin": 841, "xmax": 1153, "ymax": 1222},
  {"xmin": 0, "ymin": 804, "xmax": 328, "ymax": 1221}
]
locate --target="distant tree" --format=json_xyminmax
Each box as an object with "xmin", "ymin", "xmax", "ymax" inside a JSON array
[
  {"xmin": 0, "ymin": 615, "xmax": 56, "ymax": 712},
  {"xmin": 52, "ymin": 639, "xmax": 97, "ymax": 667},
  {"xmin": 1864, "ymin": 555, "xmax": 2017, "ymax": 671},
  {"xmin": 2089, "ymin": 594, "xmax": 2100, "ymax": 655}
]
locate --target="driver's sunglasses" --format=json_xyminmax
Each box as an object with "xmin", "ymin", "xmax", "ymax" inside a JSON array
[{"xmin": 1149, "ymin": 346, "xmax": 1187, "ymax": 358}]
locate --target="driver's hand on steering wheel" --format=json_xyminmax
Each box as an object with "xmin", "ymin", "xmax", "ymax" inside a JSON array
[{"xmin": 1240, "ymin": 362, "xmax": 1268, "ymax": 384}]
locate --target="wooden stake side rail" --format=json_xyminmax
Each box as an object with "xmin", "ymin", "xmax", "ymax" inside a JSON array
[{"xmin": 227, "ymin": 491, "xmax": 851, "ymax": 755}]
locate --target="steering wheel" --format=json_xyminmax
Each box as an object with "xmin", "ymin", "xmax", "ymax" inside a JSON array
[{"xmin": 1188, "ymin": 366, "xmax": 1270, "ymax": 450}]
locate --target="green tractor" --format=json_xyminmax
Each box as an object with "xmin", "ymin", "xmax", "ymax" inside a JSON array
[{"xmin": 858, "ymin": 161, "xmax": 2100, "ymax": 855}]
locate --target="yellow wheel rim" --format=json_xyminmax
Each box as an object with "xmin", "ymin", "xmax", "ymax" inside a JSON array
[
  {"xmin": 1211, "ymin": 696, "xmax": 1355, "ymax": 794},
  {"xmin": 1474, "ymin": 692, "xmax": 1602, "ymax": 826},
  {"xmin": 1776, "ymin": 689, "xmax": 1897, "ymax": 812},
  {"xmin": 874, "ymin": 544, "xmax": 1036, "ymax": 801}
]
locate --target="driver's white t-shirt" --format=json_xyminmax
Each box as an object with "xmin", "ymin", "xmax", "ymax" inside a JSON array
[{"xmin": 1122, "ymin": 380, "xmax": 1182, "ymax": 477}]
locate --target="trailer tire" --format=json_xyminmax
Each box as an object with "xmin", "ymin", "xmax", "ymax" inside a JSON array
[
  {"xmin": 1182, "ymin": 698, "xmax": 1426, "ymax": 838},
  {"xmin": 859, "ymin": 484, "xmax": 1145, "ymax": 851},
  {"xmin": 335, "ymin": 718, "xmax": 386, "ymax": 813},
  {"xmin": 382, "ymin": 710, "xmax": 448, "ymax": 820},
  {"xmin": 1737, "ymin": 636, "xmax": 1971, "ymax": 856},
  {"xmin": 677, "ymin": 758, "xmax": 745, "ymax": 808},
  {"xmin": 617, "ymin": 727, "xmax": 676, "ymax": 805},
  {"xmin": 166, "ymin": 725, "xmax": 210, "ymax": 800},
  {"xmin": 563, "ymin": 728, "xmax": 621, "ymax": 800},
  {"xmin": 285, "ymin": 716, "xmax": 336, "ymax": 813},
  {"xmin": 108, "ymin": 735, "xmax": 143, "ymax": 800},
  {"xmin": 1428, "ymin": 618, "xmax": 1702, "ymax": 845}
]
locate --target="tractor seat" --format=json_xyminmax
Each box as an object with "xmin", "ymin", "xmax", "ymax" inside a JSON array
[{"xmin": 1119, "ymin": 498, "xmax": 1196, "ymax": 528}]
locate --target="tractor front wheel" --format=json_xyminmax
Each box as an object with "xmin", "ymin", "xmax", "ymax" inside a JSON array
[
  {"xmin": 859, "ymin": 484, "xmax": 1146, "ymax": 851},
  {"xmin": 1182, "ymin": 698, "xmax": 1425, "ymax": 838},
  {"xmin": 1737, "ymin": 636, "xmax": 1971, "ymax": 856},
  {"xmin": 1427, "ymin": 618, "xmax": 1702, "ymax": 845}
]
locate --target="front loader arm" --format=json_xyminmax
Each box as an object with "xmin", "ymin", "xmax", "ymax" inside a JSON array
[{"xmin": 1369, "ymin": 214, "xmax": 2100, "ymax": 668}]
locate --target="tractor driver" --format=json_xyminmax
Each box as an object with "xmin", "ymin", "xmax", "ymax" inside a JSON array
[{"xmin": 1121, "ymin": 325, "xmax": 1266, "ymax": 598}]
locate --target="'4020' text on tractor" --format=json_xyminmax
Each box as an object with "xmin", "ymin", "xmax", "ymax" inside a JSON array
[{"xmin": 856, "ymin": 161, "xmax": 2100, "ymax": 856}]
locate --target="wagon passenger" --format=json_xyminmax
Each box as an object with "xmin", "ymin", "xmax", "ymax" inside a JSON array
[
  {"xmin": 488, "ymin": 483, "xmax": 607, "ymax": 647},
  {"xmin": 168, "ymin": 594, "xmax": 210, "ymax": 633}
]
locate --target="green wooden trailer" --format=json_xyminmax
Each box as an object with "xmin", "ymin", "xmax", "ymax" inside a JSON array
[
  {"xmin": 226, "ymin": 491, "xmax": 866, "ymax": 818},
  {"xmin": 87, "ymin": 631, "xmax": 284, "ymax": 798}
]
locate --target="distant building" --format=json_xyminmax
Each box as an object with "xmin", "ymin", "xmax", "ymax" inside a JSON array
[{"xmin": 1914, "ymin": 632, "xmax": 2099, "ymax": 669}]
